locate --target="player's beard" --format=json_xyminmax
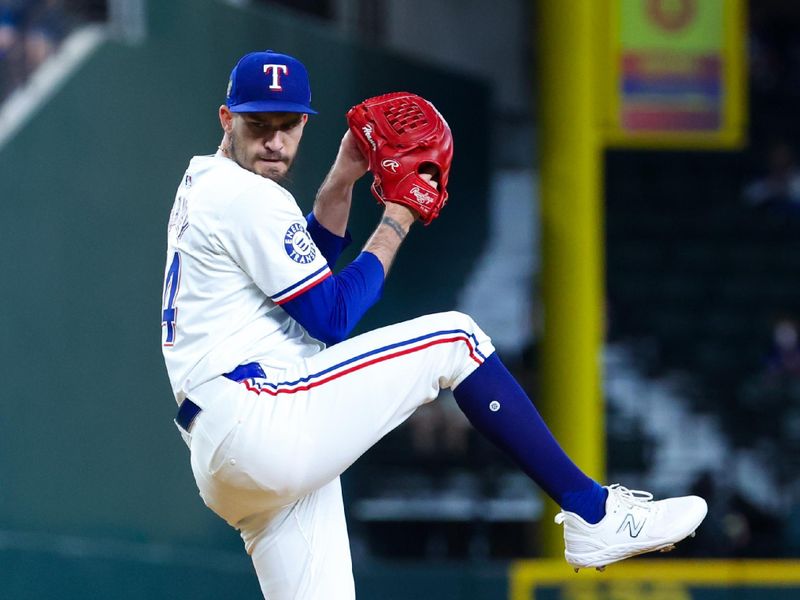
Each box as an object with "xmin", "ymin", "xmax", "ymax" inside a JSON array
[{"xmin": 229, "ymin": 132, "xmax": 295, "ymax": 185}]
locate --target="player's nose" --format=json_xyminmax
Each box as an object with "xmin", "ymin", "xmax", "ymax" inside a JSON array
[{"xmin": 263, "ymin": 130, "xmax": 284, "ymax": 151}]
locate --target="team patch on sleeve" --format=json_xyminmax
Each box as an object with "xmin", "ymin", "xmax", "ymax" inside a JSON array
[
  {"xmin": 272, "ymin": 264, "xmax": 332, "ymax": 305},
  {"xmin": 284, "ymin": 223, "xmax": 317, "ymax": 264}
]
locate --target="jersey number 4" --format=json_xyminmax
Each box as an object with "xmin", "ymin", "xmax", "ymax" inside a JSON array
[{"xmin": 162, "ymin": 251, "xmax": 181, "ymax": 346}]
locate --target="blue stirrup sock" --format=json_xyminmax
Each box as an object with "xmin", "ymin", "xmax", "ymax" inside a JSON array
[{"xmin": 453, "ymin": 353, "xmax": 608, "ymax": 524}]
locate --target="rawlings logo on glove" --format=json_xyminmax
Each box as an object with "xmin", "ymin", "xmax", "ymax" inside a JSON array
[{"xmin": 346, "ymin": 92, "xmax": 453, "ymax": 225}]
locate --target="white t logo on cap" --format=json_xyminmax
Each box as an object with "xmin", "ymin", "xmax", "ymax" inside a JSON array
[{"xmin": 264, "ymin": 64, "xmax": 289, "ymax": 90}]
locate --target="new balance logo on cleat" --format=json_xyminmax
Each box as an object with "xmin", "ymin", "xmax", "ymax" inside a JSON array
[
  {"xmin": 554, "ymin": 484, "xmax": 708, "ymax": 570},
  {"xmin": 616, "ymin": 513, "xmax": 646, "ymax": 538}
]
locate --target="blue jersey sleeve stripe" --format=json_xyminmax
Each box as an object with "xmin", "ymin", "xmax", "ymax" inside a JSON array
[
  {"xmin": 271, "ymin": 264, "xmax": 331, "ymax": 301},
  {"xmin": 275, "ymin": 270, "xmax": 332, "ymax": 305}
]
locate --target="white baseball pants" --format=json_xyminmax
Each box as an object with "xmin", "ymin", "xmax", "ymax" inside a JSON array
[{"xmin": 184, "ymin": 311, "xmax": 494, "ymax": 599}]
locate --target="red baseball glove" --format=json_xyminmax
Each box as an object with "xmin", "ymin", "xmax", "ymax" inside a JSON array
[{"xmin": 346, "ymin": 92, "xmax": 453, "ymax": 225}]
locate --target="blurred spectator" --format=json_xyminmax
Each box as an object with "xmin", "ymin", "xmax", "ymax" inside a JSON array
[
  {"xmin": 738, "ymin": 316, "xmax": 800, "ymax": 439},
  {"xmin": 765, "ymin": 316, "xmax": 800, "ymax": 378},
  {"xmin": 0, "ymin": 4, "xmax": 19, "ymax": 57},
  {"xmin": 0, "ymin": 1, "xmax": 24, "ymax": 97},
  {"xmin": 742, "ymin": 141, "xmax": 800, "ymax": 212},
  {"xmin": 0, "ymin": 0, "xmax": 76, "ymax": 100},
  {"xmin": 23, "ymin": 0, "xmax": 66, "ymax": 73}
]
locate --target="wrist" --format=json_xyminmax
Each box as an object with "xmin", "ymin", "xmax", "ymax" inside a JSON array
[
  {"xmin": 382, "ymin": 203, "xmax": 416, "ymax": 230},
  {"xmin": 320, "ymin": 171, "xmax": 355, "ymax": 197},
  {"xmin": 327, "ymin": 158, "xmax": 365, "ymax": 189}
]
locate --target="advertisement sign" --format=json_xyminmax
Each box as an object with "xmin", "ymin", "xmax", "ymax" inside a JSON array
[{"xmin": 603, "ymin": 0, "xmax": 745, "ymax": 148}]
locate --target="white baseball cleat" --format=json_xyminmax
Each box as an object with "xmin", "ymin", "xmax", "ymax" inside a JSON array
[{"xmin": 554, "ymin": 484, "xmax": 707, "ymax": 571}]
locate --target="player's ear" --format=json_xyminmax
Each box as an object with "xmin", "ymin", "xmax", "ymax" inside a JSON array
[{"xmin": 219, "ymin": 105, "xmax": 234, "ymax": 133}]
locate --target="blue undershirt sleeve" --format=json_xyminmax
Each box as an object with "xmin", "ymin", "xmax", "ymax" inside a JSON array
[
  {"xmin": 305, "ymin": 212, "xmax": 352, "ymax": 268},
  {"xmin": 280, "ymin": 251, "xmax": 384, "ymax": 345}
]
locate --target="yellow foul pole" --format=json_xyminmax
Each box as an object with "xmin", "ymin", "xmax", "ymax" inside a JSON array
[{"xmin": 535, "ymin": 0, "xmax": 606, "ymax": 557}]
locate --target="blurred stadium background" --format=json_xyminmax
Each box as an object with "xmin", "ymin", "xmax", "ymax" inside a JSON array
[{"xmin": 1, "ymin": 0, "xmax": 799, "ymax": 598}]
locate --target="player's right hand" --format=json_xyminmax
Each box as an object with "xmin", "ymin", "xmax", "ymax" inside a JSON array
[{"xmin": 330, "ymin": 130, "xmax": 369, "ymax": 185}]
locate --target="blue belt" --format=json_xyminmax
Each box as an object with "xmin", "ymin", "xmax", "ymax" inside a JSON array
[
  {"xmin": 175, "ymin": 397, "xmax": 202, "ymax": 432},
  {"xmin": 224, "ymin": 362, "xmax": 266, "ymax": 381},
  {"xmin": 175, "ymin": 362, "xmax": 266, "ymax": 432}
]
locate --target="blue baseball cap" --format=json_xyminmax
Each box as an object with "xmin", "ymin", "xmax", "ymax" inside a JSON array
[{"xmin": 226, "ymin": 50, "xmax": 317, "ymax": 114}]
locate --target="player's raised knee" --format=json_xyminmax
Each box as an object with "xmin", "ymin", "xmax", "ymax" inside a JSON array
[{"xmin": 431, "ymin": 311, "xmax": 494, "ymax": 356}]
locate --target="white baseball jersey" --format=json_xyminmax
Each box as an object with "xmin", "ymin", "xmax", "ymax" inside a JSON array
[
  {"xmin": 161, "ymin": 152, "xmax": 331, "ymax": 402},
  {"xmin": 162, "ymin": 151, "xmax": 496, "ymax": 600}
]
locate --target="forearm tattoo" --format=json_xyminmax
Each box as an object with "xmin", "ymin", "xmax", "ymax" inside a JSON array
[{"xmin": 381, "ymin": 216, "xmax": 408, "ymax": 241}]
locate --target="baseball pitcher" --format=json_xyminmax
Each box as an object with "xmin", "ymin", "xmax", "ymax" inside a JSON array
[{"xmin": 161, "ymin": 50, "xmax": 707, "ymax": 599}]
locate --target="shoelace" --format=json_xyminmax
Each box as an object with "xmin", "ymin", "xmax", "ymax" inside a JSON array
[{"xmin": 608, "ymin": 484, "xmax": 653, "ymax": 508}]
